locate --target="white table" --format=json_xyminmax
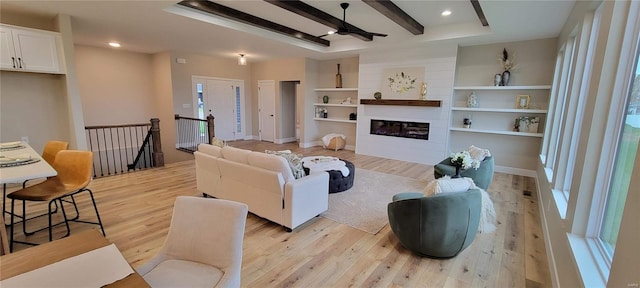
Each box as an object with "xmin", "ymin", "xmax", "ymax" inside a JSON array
[
  {"xmin": 0, "ymin": 142, "xmax": 57, "ymax": 184},
  {"xmin": 0, "ymin": 142, "xmax": 57, "ymax": 219}
]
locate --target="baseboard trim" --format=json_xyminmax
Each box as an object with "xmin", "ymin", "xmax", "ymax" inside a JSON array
[
  {"xmin": 275, "ymin": 137, "xmax": 297, "ymax": 144},
  {"xmin": 495, "ymin": 166, "xmax": 537, "ymax": 177}
]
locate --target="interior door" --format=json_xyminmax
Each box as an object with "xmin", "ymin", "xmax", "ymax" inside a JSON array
[
  {"xmin": 258, "ymin": 80, "xmax": 275, "ymax": 142},
  {"xmin": 205, "ymin": 79, "xmax": 234, "ymax": 140}
]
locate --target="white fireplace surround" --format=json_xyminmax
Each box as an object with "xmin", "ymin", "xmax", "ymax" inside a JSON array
[{"xmin": 354, "ymin": 45, "xmax": 457, "ymax": 165}]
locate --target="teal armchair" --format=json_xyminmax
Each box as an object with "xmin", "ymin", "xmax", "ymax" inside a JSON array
[
  {"xmin": 387, "ymin": 190, "xmax": 481, "ymax": 258},
  {"xmin": 434, "ymin": 156, "xmax": 495, "ymax": 190}
]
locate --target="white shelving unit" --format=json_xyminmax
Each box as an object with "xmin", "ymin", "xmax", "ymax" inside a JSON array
[
  {"xmin": 451, "ymin": 85, "xmax": 551, "ymax": 137},
  {"xmin": 313, "ymin": 88, "xmax": 358, "ymax": 124}
]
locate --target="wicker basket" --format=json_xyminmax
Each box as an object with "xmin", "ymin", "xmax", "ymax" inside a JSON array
[{"xmin": 325, "ymin": 136, "xmax": 346, "ymax": 151}]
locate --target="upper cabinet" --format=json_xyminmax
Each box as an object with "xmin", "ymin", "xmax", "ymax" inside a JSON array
[{"xmin": 0, "ymin": 24, "xmax": 64, "ymax": 74}]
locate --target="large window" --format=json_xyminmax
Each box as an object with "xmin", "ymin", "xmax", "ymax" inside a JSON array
[{"xmin": 599, "ymin": 49, "xmax": 640, "ymax": 256}]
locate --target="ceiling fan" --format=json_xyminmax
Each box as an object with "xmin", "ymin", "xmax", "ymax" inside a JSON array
[{"xmin": 321, "ymin": 3, "xmax": 387, "ymax": 39}]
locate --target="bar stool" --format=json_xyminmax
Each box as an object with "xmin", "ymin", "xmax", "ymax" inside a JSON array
[{"xmin": 7, "ymin": 150, "xmax": 105, "ymax": 252}]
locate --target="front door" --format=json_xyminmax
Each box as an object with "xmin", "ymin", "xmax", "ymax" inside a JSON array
[
  {"xmin": 193, "ymin": 77, "xmax": 245, "ymax": 141},
  {"xmin": 258, "ymin": 80, "xmax": 275, "ymax": 142}
]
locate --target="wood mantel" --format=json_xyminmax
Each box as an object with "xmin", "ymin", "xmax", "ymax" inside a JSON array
[{"xmin": 359, "ymin": 99, "xmax": 441, "ymax": 107}]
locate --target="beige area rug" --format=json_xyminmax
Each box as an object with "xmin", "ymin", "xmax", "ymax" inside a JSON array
[{"xmin": 320, "ymin": 168, "xmax": 429, "ymax": 235}]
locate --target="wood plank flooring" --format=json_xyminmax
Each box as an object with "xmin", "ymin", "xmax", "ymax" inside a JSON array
[{"xmin": 3, "ymin": 140, "xmax": 551, "ymax": 287}]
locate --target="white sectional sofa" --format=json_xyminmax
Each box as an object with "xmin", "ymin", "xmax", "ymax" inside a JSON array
[{"xmin": 194, "ymin": 144, "xmax": 329, "ymax": 231}]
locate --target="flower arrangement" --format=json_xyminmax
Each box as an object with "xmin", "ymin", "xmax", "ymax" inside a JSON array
[
  {"xmin": 449, "ymin": 151, "xmax": 481, "ymax": 170},
  {"xmin": 498, "ymin": 48, "xmax": 517, "ymax": 72},
  {"xmin": 388, "ymin": 72, "xmax": 417, "ymax": 94}
]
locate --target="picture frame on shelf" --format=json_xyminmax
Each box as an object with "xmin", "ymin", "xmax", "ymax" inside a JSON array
[{"xmin": 516, "ymin": 95, "xmax": 530, "ymax": 109}]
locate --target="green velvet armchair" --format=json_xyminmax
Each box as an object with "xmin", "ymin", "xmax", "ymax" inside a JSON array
[
  {"xmin": 434, "ymin": 156, "xmax": 495, "ymax": 190},
  {"xmin": 387, "ymin": 190, "xmax": 481, "ymax": 258}
]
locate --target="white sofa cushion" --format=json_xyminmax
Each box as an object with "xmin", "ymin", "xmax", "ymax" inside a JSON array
[
  {"xmin": 247, "ymin": 151, "xmax": 295, "ymax": 183},
  {"xmin": 221, "ymin": 146, "xmax": 250, "ymax": 164},
  {"xmin": 198, "ymin": 143, "xmax": 222, "ymax": 158}
]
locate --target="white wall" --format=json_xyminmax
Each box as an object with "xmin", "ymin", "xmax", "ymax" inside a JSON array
[
  {"xmin": 76, "ymin": 45, "xmax": 156, "ymax": 126},
  {"xmin": 356, "ymin": 43, "xmax": 457, "ymax": 165}
]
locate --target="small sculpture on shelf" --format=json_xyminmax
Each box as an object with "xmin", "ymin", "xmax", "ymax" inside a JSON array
[
  {"xmin": 466, "ymin": 91, "xmax": 478, "ymax": 108},
  {"xmin": 420, "ymin": 82, "xmax": 427, "ymax": 100},
  {"xmin": 322, "ymin": 95, "xmax": 329, "ymax": 103},
  {"xmin": 341, "ymin": 97, "xmax": 352, "ymax": 104},
  {"xmin": 463, "ymin": 116, "xmax": 472, "ymax": 128},
  {"xmin": 374, "ymin": 91, "xmax": 382, "ymax": 100}
]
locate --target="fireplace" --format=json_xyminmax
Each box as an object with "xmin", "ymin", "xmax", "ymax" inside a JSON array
[{"xmin": 370, "ymin": 119, "xmax": 429, "ymax": 140}]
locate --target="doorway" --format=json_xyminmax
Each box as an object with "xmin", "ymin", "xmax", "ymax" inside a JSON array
[{"xmin": 192, "ymin": 76, "xmax": 245, "ymax": 141}]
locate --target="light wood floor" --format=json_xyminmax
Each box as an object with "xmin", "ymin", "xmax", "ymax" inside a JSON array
[{"xmin": 4, "ymin": 140, "xmax": 551, "ymax": 287}]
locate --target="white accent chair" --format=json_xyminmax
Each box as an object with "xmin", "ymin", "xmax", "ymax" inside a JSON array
[{"xmin": 137, "ymin": 196, "xmax": 249, "ymax": 288}]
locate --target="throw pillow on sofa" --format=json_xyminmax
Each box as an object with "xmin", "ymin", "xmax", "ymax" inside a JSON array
[
  {"xmin": 466, "ymin": 145, "xmax": 491, "ymax": 162},
  {"xmin": 424, "ymin": 176, "xmax": 477, "ymax": 195},
  {"xmin": 265, "ymin": 150, "xmax": 305, "ymax": 179}
]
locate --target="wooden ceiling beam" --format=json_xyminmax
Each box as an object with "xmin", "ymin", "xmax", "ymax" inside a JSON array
[
  {"xmin": 177, "ymin": 0, "xmax": 330, "ymax": 47},
  {"xmin": 362, "ymin": 0, "xmax": 423, "ymax": 35},
  {"xmin": 470, "ymin": 0, "xmax": 490, "ymax": 27},
  {"xmin": 265, "ymin": 0, "xmax": 373, "ymax": 42}
]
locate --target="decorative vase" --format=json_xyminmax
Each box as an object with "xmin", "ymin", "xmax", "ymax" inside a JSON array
[
  {"xmin": 452, "ymin": 166, "xmax": 462, "ymax": 178},
  {"xmin": 335, "ymin": 64, "xmax": 342, "ymax": 88},
  {"xmin": 420, "ymin": 82, "xmax": 427, "ymax": 100},
  {"xmin": 494, "ymin": 74, "xmax": 502, "ymax": 86},
  {"xmin": 466, "ymin": 91, "xmax": 478, "ymax": 108},
  {"xmin": 501, "ymin": 70, "xmax": 510, "ymax": 86},
  {"xmin": 374, "ymin": 92, "xmax": 382, "ymax": 100},
  {"xmin": 322, "ymin": 95, "xmax": 329, "ymax": 103}
]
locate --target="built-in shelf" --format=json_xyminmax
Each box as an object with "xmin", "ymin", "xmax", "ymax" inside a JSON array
[
  {"xmin": 451, "ymin": 107, "xmax": 548, "ymax": 113},
  {"xmin": 359, "ymin": 99, "xmax": 441, "ymax": 107},
  {"xmin": 314, "ymin": 88, "xmax": 358, "ymax": 92},
  {"xmin": 313, "ymin": 118, "xmax": 356, "ymax": 123},
  {"xmin": 313, "ymin": 103, "xmax": 357, "ymax": 107},
  {"xmin": 453, "ymin": 85, "xmax": 551, "ymax": 90},
  {"xmin": 450, "ymin": 127, "xmax": 543, "ymax": 137}
]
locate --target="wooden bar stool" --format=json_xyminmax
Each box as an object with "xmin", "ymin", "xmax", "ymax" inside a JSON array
[{"xmin": 7, "ymin": 150, "xmax": 105, "ymax": 252}]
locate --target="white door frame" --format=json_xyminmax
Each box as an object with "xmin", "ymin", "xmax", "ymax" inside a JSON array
[{"xmin": 191, "ymin": 76, "xmax": 246, "ymax": 140}]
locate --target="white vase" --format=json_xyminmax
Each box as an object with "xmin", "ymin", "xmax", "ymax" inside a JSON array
[{"xmin": 466, "ymin": 91, "xmax": 478, "ymax": 108}]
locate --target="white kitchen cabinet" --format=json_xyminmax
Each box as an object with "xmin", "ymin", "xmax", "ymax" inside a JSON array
[{"xmin": 0, "ymin": 24, "xmax": 64, "ymax": 74}]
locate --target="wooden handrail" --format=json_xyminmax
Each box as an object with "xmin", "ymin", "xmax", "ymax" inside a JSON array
[{"xmin": 85, "ymin": 123, "xmax": 150, "ymax": 129}]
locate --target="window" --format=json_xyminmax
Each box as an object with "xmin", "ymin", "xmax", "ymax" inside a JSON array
[{"xmin": 598, "ymin": 48, "xmax": 640, "ymax": 257}]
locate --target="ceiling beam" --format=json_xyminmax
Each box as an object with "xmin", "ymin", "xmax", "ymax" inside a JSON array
[
  {"xmin": 470, "ymin": 0, "xmax": 489, "ymax": 27},
  {"xmin": 177, "ymin": 0, "xmax": 330, "ymax": 47},
  {"xmin": 362, "ymin": 0, "xmax": 423, "ymax": 35},
  {"xmin": 265, "ymin": 0, "xmax": 373, "ymax": 42}
]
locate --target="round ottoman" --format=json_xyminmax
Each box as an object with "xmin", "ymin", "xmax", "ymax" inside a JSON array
[{"xmin": 327, "ymin": 160, "xmax": 355, "ymax": 193}]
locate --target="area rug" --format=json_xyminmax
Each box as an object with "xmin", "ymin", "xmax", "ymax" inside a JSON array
[{"xmin": 320, "ymin": 168, "xmax": 429, "ymax": 235}]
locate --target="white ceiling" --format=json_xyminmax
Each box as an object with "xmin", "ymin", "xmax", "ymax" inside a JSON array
[{"xmin": 0, "ymin": 0, "xmax": 575, "ymax": 63}]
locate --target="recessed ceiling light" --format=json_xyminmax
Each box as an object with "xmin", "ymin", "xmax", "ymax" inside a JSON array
[
  {"xmin": 441, "ymin": 10, "xmax": 452, "ymax": 16},
  {"xmin": 108, "ymin": 42, "xmax": 121, "ymax": 48}
]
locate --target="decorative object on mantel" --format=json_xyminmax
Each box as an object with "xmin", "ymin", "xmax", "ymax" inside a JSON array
[
  {"xmin": 449, "ymin": 151, "xmax": 480, "ymax": 178},
  {"xmin": 420, "ymin": 82, "xmax": 427, "ymax": 100},
  {"xmin": 494, "ymin": 74, "xmax": 502, "ymax": 86},
  {"xmin": 466, "ymin": 91, "xmax": 478, "ymax": 108},
  {"xmin": 516, "ymin": 94, "xmax": 530, "ymax": 109},
  {"xmin": 341, "ymin": 97, "xmax": 352, "ymax": 104},
  {"xmin": 498, "ymin": 48, "xmax": 516, "ymax": 86},
  {"xmin": 336, "ymin": 64, "xmax": 342, "ymax": 88},
  {"xmin": 323, "ymin": 95, "xmax": 329, "ymax": 103},
  {"xmin": 374, "ymin": 91, "xmax": 382, "ymax": 100},
  {"xmin": 382, "ymin": 67, "xmax": 424, "ymax": 99},
  {"xmin": 349, "ymin": 112, "xmax": 357, "ymax": 120}
]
